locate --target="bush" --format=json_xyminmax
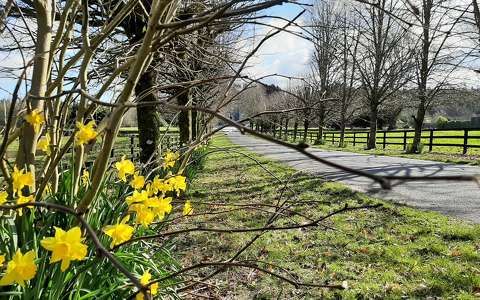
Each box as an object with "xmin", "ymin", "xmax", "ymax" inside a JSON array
[
  {"xmin": 435, "ymin": 116, "xmax": 449, "ymax": 128},
  {"xmin": 314, "ymin": 139, "xmax": 325, "ymax": 145},
  {"xmin": 406, "ymin": 142, "xmax": 424, "ymax": 154}
]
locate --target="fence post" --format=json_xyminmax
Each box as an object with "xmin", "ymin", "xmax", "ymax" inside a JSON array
[
  {"xmin": 463, "ymin": 129, "xmax": 469, "ymax": 154},
  {"xmin": 353, "ymin": 132, "xmax": 356, "ymax": 146},
  {"xmin": 309, "ymin": 132, "xmax": 313, "ymax": 143},
  {"xmin": 403, "ymin": 131, "xmax": 407, "ymax": 151},
  {"xmin": 332, "ymin": 132, "xmax": 335, "ymax": 145},
  {"xmin": 429, "ymin": 130, "xmax": 433, "ymax": 152},
  {"xmin": 366, "ymin": 132, "xmax": 369, "ymax": 147},
  {"xmin": 130, "ymin": 135, "xmax": 134, "ymax": 158},
  {"xmin": 383, "ymin": 131, "xmax": 386, "ymax": 149}
]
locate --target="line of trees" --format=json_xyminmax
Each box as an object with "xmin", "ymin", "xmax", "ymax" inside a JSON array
[{"xmin": 243, "ymin": 0, "xmax": 480, "ymax": 152}]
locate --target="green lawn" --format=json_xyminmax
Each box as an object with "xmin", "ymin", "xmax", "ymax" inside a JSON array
[
  {"xmin": 284, "ymin": 128, "xmax": 480, "ymax": 155},
  {"xmin": 313, "ymin": 143, "xmax": 480, "ymax": 165},
  {"xmin": 178, "ymin": 134, "xmax": 480, "ymax": 299}
]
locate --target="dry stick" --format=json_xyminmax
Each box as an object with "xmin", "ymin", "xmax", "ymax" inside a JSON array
[{"xmin": 0, "ymin": 202, "xmax": 146, "ymax": 293}]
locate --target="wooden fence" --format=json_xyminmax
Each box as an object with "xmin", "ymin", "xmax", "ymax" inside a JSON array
[
  {"xmin": 279, "ymin": 127, "xmax": 480, "ymax": 154},
  {"xmin": 107, "ymin": 129, "xmax": 180, "ymax": 160}
]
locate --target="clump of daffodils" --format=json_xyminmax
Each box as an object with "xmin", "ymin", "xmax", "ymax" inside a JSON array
[
  {"xmin": 103, "ymin": 152, "xmax": 191, "ymax": 248},
  {"xmin": 0, "ymin": 149, "xmax": 192, "ymax": 290}
]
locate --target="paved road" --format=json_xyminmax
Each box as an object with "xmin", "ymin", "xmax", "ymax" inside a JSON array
[{"xmin": 224, "ymin": 128, "xmax": 480, "ymax": 223}]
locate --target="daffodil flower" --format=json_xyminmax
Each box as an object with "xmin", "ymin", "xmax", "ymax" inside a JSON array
[
  {"xmin": 0, "ymin": 191, "xmax": 7, "ymax": 205},
  {"xmin": 162, "ymin": 150, "xmax": 178, "ymax": 169},
  {"xmin": 37, "ymin": 134, "xmax": 51, "ymax": 155},
  {"xmin": 0, "ymin": 249, "xmax": 37, "ymax": 287},
  {"xmin": 81, "ymin": 169, "xmax": 90, "ymax": 187},
  {"xmin": 183, "ymin": 200, "xmax": 193, "ymax": 216},
  {"xmin": 75, "ymin": 121, "xmax": 98, "ymax": 146},
  {"xmin": 24, "ymin": 109, "xmax": 44, "ymax": 133},
  {"xmin": 11, "ymin": 166, "xmax": 34, "ymax": 196},
  {"xmin": 103, "ymin": 215, "xmax": 134, "ymax": 248},
  {"xmin": 135, "ymin": 270, "xmax": 159, "ymax": 300},
  {"xmin": 130, "ymin": 172, "xmax": 145, "ymax": 190},
  {"xmin": 115, "ymin": 157, "xmax": 135, "ymax": 182},
  {"xmin": 40, "ymin": 227, "xmax": 88, "ymax": 271}
]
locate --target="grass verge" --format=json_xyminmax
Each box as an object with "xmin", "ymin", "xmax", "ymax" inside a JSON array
[
  {"xmin": 179, "ymin": 133, "xmax": 480, "ymax": 299},
  {"xmin": 313, "ymin": 142, "xmax": 480, "ymax": 165}
]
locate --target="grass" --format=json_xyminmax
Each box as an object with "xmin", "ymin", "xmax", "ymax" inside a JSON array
[
  {"xmin": 282, "ymin": 129, "xmax": 480, "ymax": 165},
  {"xmin": 313, "ymin": 143, "xmax": 480, "ymax": 165},
  {"xmin": 179, "ymin": 133, "xmax": 480, "ymax": 299}
]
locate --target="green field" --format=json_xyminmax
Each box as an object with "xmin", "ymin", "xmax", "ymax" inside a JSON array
[
  {"xmin": 181, "ymin": 134, "xmax": 480, "ymax": 299},
  {"xmin": 283, "ymin": 128, "xmax": 480, "ymax": 155}
]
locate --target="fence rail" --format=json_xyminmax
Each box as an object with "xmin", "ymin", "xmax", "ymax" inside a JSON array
[
  {"xmin": 276, "ymin": 127, "xmax": 480, "ymax": 154},
  {"xmin": 107, "ymin": 129, "xmax": 180, "ymax": 160}
]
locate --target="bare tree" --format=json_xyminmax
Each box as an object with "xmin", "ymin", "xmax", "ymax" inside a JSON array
[
  {"xmin": 353, "ymin": 0, "xmax": 414, "ymax": 149},
  {"xmin": 408, "ymin": 0, "xmax": 469, "ymax": 153}
]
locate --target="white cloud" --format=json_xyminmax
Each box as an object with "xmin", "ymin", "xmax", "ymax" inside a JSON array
[{"xmin": 240, "ymin": 18, "xmax": 314, "ymax": 88}]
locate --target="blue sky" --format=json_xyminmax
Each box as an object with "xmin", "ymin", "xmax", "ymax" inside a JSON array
[{"xmin": 241, "ymin": 1, "xmax": 314, "ymax": 87}]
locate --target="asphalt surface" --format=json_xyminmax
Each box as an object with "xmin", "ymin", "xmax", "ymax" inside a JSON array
[{"xmin": 224, "ymin": 128, "xmax": 480, "ymax": 223}]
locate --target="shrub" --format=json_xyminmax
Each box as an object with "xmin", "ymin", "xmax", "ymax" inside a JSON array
[
  {"xmin": 435, "ymin": 116, "xmax": 449, "ymax": 128},
  {"xmin": 406, "ymin": 142, "xmax": 424, "ymax": 154}
]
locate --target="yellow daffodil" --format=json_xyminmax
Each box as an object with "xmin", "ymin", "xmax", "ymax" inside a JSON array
[
  {"xmin": 40, "ymin": 226, "xmax": 88, "ymax": 271},
  {"xmin": 11, "ymin": 166, "xmax": 34, "ymax": 196},
  {"xmin": 16, "ymin": 193, "xmax": 34, "ymax": 217},
  {"xmin": 0, "ymin": 191, "xmax": 7, "ymax": 205},
  {"xmin": 183, "ymin": 200, "xmax": 193, "ymax": 216},
  {"xmin": 147, "ymin": 197, "xmax": 172, "ymax": 221},
  {"xmin": 75, "ymin": 121, "xmax": 98, "ymax": 146},
  {"xmin": 42, "ymin": 184, "xmax": 52, "ymax": 198},
  {"xmin": 24, "ymin": 109, "xmax": 44, "ymax": 133},
  {"xmin": 81, "ymin": 169, "xmax": 89, "ymax": 187},
  {"xmin": 136, "ymin": 270, "xmax": 159, "ymax": 300},
  {"xmin": 130, "ymin": 173, "xmax": 145, "ymax": 190},
  {"xmin": 129, "ymin": 204, "xmax": 155, "ymax": 227},
  {"xmin": 145, "ymin": 183, "xmax": 155, "ymax": 197},
  {"xmin": 126, "ymin": 190, "xmax": 149, "ymax": 206},
  {"xmin": 115, "ymin": 157, "xmax": 135, "ymax": 182},
  {"xmin": 103, "ymin": 215, "xmax": 134, "ymax": 248},
  {"xmin": 37, "ymin": 134, "xmax": 51, "ymax": 155},
  {"xmin": 0, "ymin": 249, "xmax": 37, "ymax": 287},
  {"xmin": 162, "ymin": 150, "xmax": 178, "ymax": 169},
  {"xmin": 152, "ymin": 175, "xmax": 173, "ymax": 195},
  {"xmin": 166, "ymin": 175, "xmax": 187, "ymax": 196},
  {"xmin": 0, "ymin": 254, "xmax": 4, "ymax": 265}
]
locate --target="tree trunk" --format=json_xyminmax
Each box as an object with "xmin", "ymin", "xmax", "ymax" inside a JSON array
[
  {"xmin": 293, "ymin": 120, "xmax": 298, "ymax": 142},
  {"xmin": 16, "ymin": 0, "xmax": 52, "ymax": 189},
  {"xmin": 367, "ymin": 106, "xmax": 378, "ymax": 149},
  {"xmin": 135, "ymin": 70, "xmax": 161, "ymax": 164},
  {"xmin": 317, "ymin": 108, "xmax": 325, "ymax": 143},
  {"xmin": 339, "ymin": 110, "xmax": 346, "ymax": 147},
  {"xmin": 303, "ymin": 118, "xmax": 309, "ymax": 142},
  {"xmin": 339, "ymin": 122, "xmax": 346, "ymax": 147},
  {"xmin": 411, "ymin": 103, "xmax": 426, "ymax": 153},
  {"xmin": 191, "ymin": 106, "xmax": 197, "ymax": 141},
  {"xmin": 177, "ymin": 90, "xmax": 191, "ymax": 146}
]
